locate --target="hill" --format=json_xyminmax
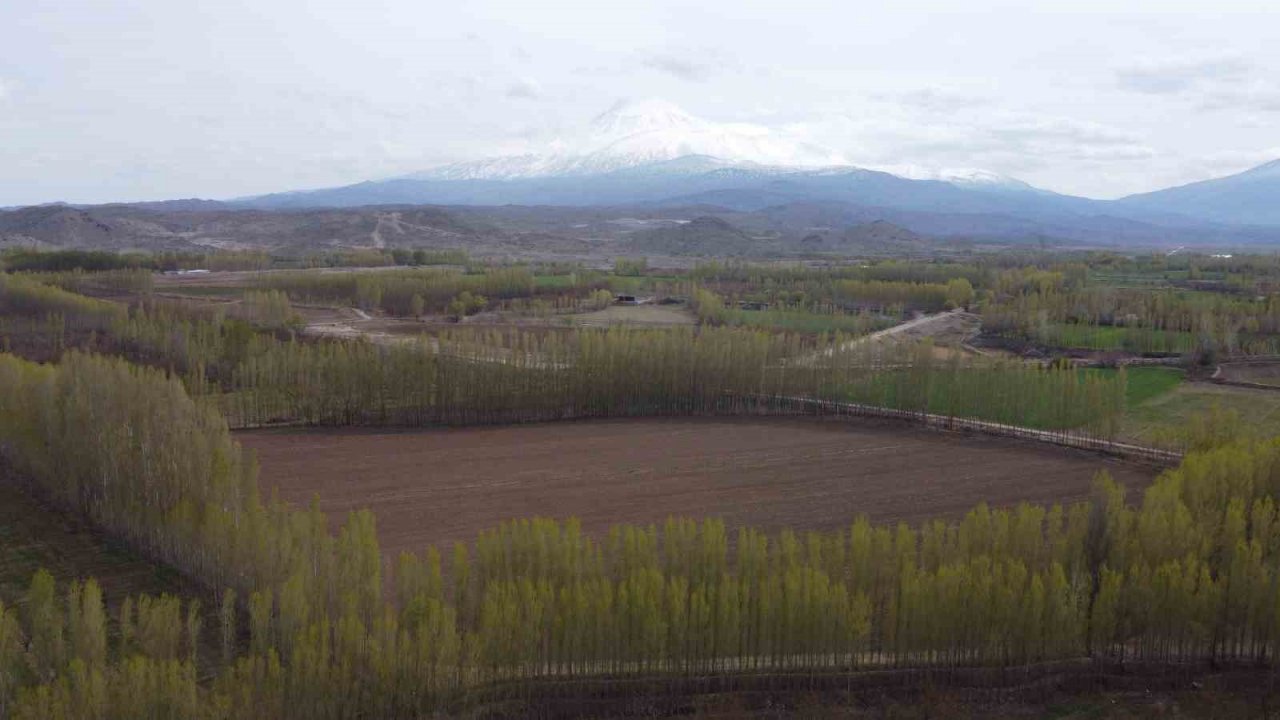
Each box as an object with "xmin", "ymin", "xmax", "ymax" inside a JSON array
[
  {"xmin": 1117, "ymin": 159, "xmax": 1280, "ymax": 226},
  {"xmin": 626, "ymin": 216, "xmax": 770, "ymax": 256},
  {"xmin": 0, "ymin": 205, "xmax": 483, "ymax": 253}
]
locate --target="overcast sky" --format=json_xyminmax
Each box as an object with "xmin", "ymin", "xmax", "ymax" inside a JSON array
[{"xmin": 2, "ymin": 0, "xmax": 1279, "ymax": 205}]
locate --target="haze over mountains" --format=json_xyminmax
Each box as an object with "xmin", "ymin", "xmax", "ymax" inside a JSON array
[
  {"xmin": 241, "ymin": 100, "xmax": 1279, "ymax": 237},
  {"xmin": 3, "ymin": 99, "xmax": 1279, "ymax": 254},
  {"xmin": 1117, "ymin": 159, "xmax": 1280, "ymax": 227}
]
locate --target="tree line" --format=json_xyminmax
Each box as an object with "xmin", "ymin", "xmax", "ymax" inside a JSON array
[
  {"xmin": 983, "ymin": 278, "xmax": 1280, "ymax": 356},
  {"xmin": 2, "ymin": 348, "xmax": 1280, "ymax": 716},
  {"xmin": 1, "ymin": 272, "xmax": 1131, "ymax": 439}
]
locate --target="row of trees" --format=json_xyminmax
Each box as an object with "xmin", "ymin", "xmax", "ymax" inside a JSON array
[
  {"xmin": 686, "ymin": 269, "xmax": 978, "ymax": 315},
  {"xmin": 218, "ymin": 324, "xmax": 1128, "ymax": 437},
  {"xmin": 0, "ymin": 270, "xmax": 1140, "ymax": 446},
  {"xmin": 2, "ymin": 347, "xmax": 1280, "ymax": 715},
  {"xmin": 983, "ymin": 284, "xmax": 1280, "ymax": 356},
  {"xmin": 1, "ymin": 270, "xmax": 1131, "ymax": 438},
  {"xmin": 687, "ymin": 260, "xmax": 988, "ymax": 288},
  {"xmin": 0, "ymin": 248, "xmax": 273, "ymax": 274},
  {"xmin": 844, "ymin": 345, "xmax": 1127, "ymax": 435},
  {"xmin": 0, "ymin": 569, "xmax": 222, "ymax": 719},
  {"xmin": 232, "ymin": 290, "xmax": 300, "ymax": 331},
  {"xmin": 832, "ymin": 278, "xmax": 973, "ymax": 312},
  {"xmin": 687, "ymin": 287, "xmax": 893, "ymax": 335},
  {"xmin": 251, "ymin": 266, "xmax": 583, "ymax": 316}
]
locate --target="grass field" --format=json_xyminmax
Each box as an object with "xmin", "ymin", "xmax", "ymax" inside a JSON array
[
  {"xmin": 1037, "ymin": 323, "xmax": 1197, "ymax": 353},
  {"xmin": 840, "ymin": 366, "xmax": 1182, "ymax": 433},
  {"xmin": 1119, "ymin": 382, "xmax": 1280, "ymax": 446},
  {"xmin": 240, "ymin": 417, "xmax": 1157, "ymax": 561},
  {"xmin": 533, "ymin": 274, "xmax": 589, "ymax": 289},
  {"xmin": 1084, "ymin": 366, "xmax": 1184, "ymax": 407}
]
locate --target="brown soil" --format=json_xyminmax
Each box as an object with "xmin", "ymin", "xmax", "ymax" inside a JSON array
[
  {"xmin": 570, "ymin": 304, "xmax": 697, "ymax": 326},
  {"xmin": 1217, "ymin": 361, "xmax": 1280, "ymax": 386},
  {"xmin": 239, "ymin": 417, "xmax": 1157, "ymax": 559}
]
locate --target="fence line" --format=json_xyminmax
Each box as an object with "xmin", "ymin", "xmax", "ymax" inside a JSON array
[{"xmin": 734, "ymin": 393, "xmax": 1182, "ymax": 466}]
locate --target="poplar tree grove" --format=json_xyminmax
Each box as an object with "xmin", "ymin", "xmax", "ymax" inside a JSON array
[{"xmin": 2, "ymin": 348, "xmax": 1280, "ymax": 717}]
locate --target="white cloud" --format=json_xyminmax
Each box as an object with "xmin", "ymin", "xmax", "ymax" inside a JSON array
[
  {"xmin": 642, "ymin": 53, "xmax": 710, "ymax": 82},
  {"xmin": 782, "ymin": 101, "xmax": 1157, "ymax": 190},
  {"xmin": 1116, "ymin": 56, "xmax": 1280, "ymax": 116},
  {"xmin": 505, "ymin": 77, "xmax": 542, "ymax": 100},
  {"xmin": 883, "ymin": 87, "xmax": 990, "ymax": 113},
  {"xmin": 1116, "ymin": 56, "xmax": 1252, "ymax": 95},
  {"xmin": 3, "ymin": 0, "xmax": 1279, "ymax": 204},
  {"xmin": 1198, "ymin": 80, "xmax": 1280, "ymax": 114},
  {"xmin": 1194, "ymin": 147, "xmax": 1280, "ymax": 177}
]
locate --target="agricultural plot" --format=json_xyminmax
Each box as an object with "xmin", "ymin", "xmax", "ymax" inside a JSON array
[
  {"xmin": 1088, "ymin": 366, "xmax": 1184, "ymax": 407},
  {"xmin": 570, "ymin": 303, "xmax": 697, "ymax": 326},
  {"xmin": 1037, "ymin": 323, "xmax": 1198, "ymax": 354},
  {"xmin": 1217, "ymin": 361, "xmax": 1280, "ymax": 386},
  {"xmin": 1120, "ymin": 382, "xmax": 1280, "ymax": 445},
  {"xmin": 240, "ymin": 417, "xmax": 1158, "ymax": 561}
]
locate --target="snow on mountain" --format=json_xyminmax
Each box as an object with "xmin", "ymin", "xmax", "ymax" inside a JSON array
[
  {"xmin": 407, "ymin": 98, "xmax": 851, "ymax": 181},
  {"xmin": 867, "ymin": 164, "xmax": 1044, "ymax": 193},
  {"xmin": 394, "ymin": 98, "xmax": 1052, "ymax": 201}
]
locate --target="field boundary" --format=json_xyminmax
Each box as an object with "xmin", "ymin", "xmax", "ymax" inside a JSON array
[
  {"xmin": 458, "ymin": 659, "xmax": 1263, "ymax": 717},
  {"xmin": 1210, "ymin": 359, "xmax": 1280, "ymax": 392},
  {"xmin": 737, "ymin": 393, "xmax": 1183, "ymax": 466}
]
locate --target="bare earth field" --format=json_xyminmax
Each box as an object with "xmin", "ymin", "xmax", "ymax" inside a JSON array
[
  {"xmin": 1217, "ymin": 361, "xmax": 1280, "ymax": 386},
  {"xmin": 239, "ymin": 417, "xmax": 1158, "ymax": 559},
  {"xmin": 570, "ymin": 304, "xmax": 697, "ymax": 326}
]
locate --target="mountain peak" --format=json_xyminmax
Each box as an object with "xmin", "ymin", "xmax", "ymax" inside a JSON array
[
  {"xmin": 590, "ymin": 98, "xmax": 699, "ymax": 136},
  {"xmin": 403, "ymin": 101, "xmax": 1036, "ymax": 190}
]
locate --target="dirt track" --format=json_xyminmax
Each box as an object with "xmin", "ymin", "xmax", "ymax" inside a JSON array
[{"xmin": 239, "ymin": 417, "xmax": 1158, "ymax": 558}]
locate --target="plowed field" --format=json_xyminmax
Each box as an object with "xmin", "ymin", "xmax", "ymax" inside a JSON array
[{"xmin": 239, "ymin": 418, "xmax": 1158, "ymax": 558}]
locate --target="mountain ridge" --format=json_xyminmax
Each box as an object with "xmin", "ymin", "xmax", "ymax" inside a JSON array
[{"xmin": 1117, "ymin": 157, "xmax": 1280, "ymax": 226}]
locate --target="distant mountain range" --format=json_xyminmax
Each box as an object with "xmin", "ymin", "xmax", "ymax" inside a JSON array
[
  {"xmin": 230, "ymin": 100, "xmax": 1279, "ymax": 246},
  {"xmin": 1116, "ymin": 159, "xmax": 1280, "ymax": 227},
  {"xmin": 3, "ymin": 99, "xmax": 1278, "ymax": 252}
]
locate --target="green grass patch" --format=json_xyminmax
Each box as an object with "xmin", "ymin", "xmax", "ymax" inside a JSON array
[
  {"xmin": 1118, "ymin": 383, "xmax": 1280, "ymax": 446},
  {"xmin": 1082, "ymin": 366, "xmax": 1183, "ymax": 408},
  {"xmin": 844, "ymin": 364, "xmax": 1124, "ymax": 431},
  {"xmin": 533, "ymin": 275, "xmax": 581, "ymax": 289},
  {"xmin": 1031, "ymin": 323, "xmax": 1197, "ymax": 354}
]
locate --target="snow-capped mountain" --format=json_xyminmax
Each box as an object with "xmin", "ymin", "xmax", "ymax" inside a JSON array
[
  {"xmin": 249, "ymin": 100, "xmax": 1214, "ymax": 237},
  {"xmin": 407, "ymin": 99, "xmax": 851, "ymax": 181},
  {"xmin": 400, "ymin": 98, "xmax": 1058, "ymax": 204},
  {"xmin": 869, "ymin": 164, "xmax": 1047, "ymax": 194}
]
